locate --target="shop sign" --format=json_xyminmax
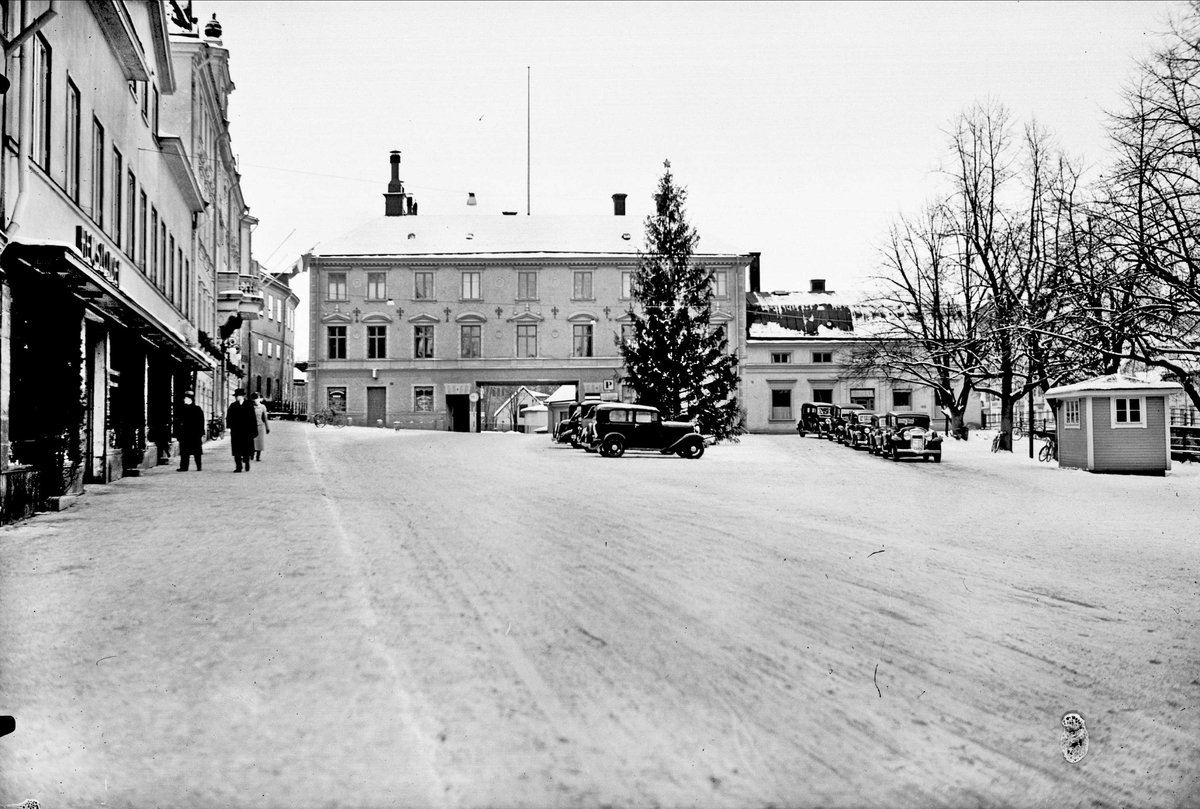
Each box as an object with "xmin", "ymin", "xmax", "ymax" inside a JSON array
[
  {"xmin": 75, "ymin": 225, "xmax": 120, "ymax": 284},
  {"xmin": 444, "ymin": 383, "xmax": 472, "ymax": 395}
]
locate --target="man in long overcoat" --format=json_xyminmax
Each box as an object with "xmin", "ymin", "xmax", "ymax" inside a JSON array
[
  {"xmin": 175, "ymin": 391, "xmax": 206, "ymax": 471},
  {"xmin": 225, "ymin": 388, "xmax": 259, "ymax": 472}
]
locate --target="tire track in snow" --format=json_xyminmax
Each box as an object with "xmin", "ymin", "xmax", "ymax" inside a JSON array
[{"xmin": 304, "ymin": 429, "xmax": 446, "ymax": 807}]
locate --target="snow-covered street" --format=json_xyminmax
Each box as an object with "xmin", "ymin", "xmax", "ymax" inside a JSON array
[{"xmin": 1, "ymin": 421, "xmax": 1197, "ymax": 808}]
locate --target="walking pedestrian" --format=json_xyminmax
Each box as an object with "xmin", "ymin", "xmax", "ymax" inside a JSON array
[
  {"xmin": 252, "ymin": 392, "xmax": 270, "ymax": 462},
  {"xmin": 175, "ymin": 391, "xmax": 206, "ymax": 471},
  {"xmin": 225, "ymin": 388, "xmax": 259, "ymax": 472}
]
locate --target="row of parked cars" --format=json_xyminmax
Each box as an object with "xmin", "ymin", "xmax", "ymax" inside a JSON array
[
  {"xmin": 797, "ymin": 402, "xmax": 944, "ymax": 462},
  {"xmin": 553, "ymin": 401, "xmax": 710, "ymax": 459}
]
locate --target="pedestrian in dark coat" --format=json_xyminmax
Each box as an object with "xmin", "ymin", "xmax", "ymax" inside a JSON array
[
  {"xmin": 225, "ymin": 388, "xmax": 259, "ymax": 472},
  {"xmin": 175, "ymin": 391, "xmax": 206, "ymax": 471}
]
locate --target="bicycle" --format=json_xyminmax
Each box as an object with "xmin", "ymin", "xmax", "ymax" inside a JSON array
[
  {"xmin": 1037, "ymin": 433, "xmax": 1057, "ymax": 463},
  {"xmin": 311, "ymin": 408, "xmax": 346, "ymax": 428},
  {"xmin": 991, "ymin": 432, "xmax": 1004, "ymax": 452}
]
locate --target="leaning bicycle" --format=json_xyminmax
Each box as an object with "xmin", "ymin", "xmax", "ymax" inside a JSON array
[
  {"xmin": 311, "ymin": 408, "xmax": 346, "ymax": 428},
  {"xmin": 1037, "ymin": 432, "xmax": 1057, "ymax": 463}
]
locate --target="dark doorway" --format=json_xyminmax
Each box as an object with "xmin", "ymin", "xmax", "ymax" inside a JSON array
[
  {"xmin": 446, "ymin": 394, "xmax": 470, "ymax": 432},
  {"xmin": 366, "ymin": 386, "xmax": 387, "ymax": 425}
]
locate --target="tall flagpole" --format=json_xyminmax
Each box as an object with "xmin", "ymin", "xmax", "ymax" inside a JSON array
[{"xmin": 527, "ymin": 66, "xmax": 531, "ymax": 216}]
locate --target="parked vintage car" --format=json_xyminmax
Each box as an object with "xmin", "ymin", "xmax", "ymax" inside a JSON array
[
  {"xmin": 831, "ymin": 403, "xmax": 868, "ymax": 444},
  {"xmin": 586, "ymin": 403, "xmax": 707, "ymax": 459},
  {"xmin": 796, "ymin": 402, "xmax": 836, "ymax": 438},
  {"xmin": 553, "ymin": 401, "xmax": 601, "ymax": 447},
  {"xmin": 844, "ymin": 411, "xmax": 879, "ymax": 450},
  {"xmin": 876, "ymin": 411, "xmax": 943, "ymax": 462}
]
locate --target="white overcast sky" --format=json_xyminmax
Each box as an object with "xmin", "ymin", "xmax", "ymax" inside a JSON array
[{"xmin": 210, "ymin": 0, "xmax": 1177, "ymax": 360}]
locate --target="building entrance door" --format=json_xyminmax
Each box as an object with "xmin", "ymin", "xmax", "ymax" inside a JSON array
[
  {"xmin": 446, "ymin": 394, "xmax": 470, "ymax": 432},
  {"xmin": 366, "ymin": 387, "xmax": 387, "ymax": 426}
]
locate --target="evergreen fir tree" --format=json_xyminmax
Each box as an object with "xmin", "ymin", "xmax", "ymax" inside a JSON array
[{"xmin": 618, "ymin": 161, "xmax": 743, "ymax": 441}]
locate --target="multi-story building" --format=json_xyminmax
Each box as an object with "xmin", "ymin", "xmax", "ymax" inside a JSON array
[
  {"xmin": 243, "ymin": 260, "xmax": 301, "ymax": 414},
  {"xmin": 306, "ymin": 153, "xmax": 750, "ymax": 431},
  {"xmin": 743, "ymin": 277, "xmax": 942, "ymax": 432},
  {"xmin": 0, "ymin": 0, "xmax": 213, "ymax": 518},
  {"xmin": 0, "ymin": 2, "xmax": 266, "ymax": 521},
  {"xmin": 165, "ymin": 7, "xmax": 261, "ymax": 416}
]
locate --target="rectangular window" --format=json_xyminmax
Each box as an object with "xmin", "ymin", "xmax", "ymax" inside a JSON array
[
  {"xmin": 461, "ymin": 324, "xmax": 482, "ymax": 358},
  {"xmin": 813, "ymin": 351, "xmax": 833, "ymax": 363},
  {"xmin": 812, "ymin": 389, "xmax": 834, "ymax": 404},
  {"xmin": 184, "ymin": 259, "xmax": 190, "ymax": 317},
  {"xmin": 267, "ymin": 295, "xmax": 275, "ymax": 320},
  {"xmin": 367, "ymin": 325, "xmax": 387, "ymax": 359},
  {"xmin": 257, "ymin": 339, "xmax": 264, "ymax": 355},
  {"xmin": 461, "ymin": 271, "xmax": 482, "ymax": 300},
  {"xmin": 573, "ymin": 270, "xmax": 593, "ymax": 300},
  {"xmin": 414, "ymin": 386, "xmax": 434, "ymax": 412},
  {"xmin": 112, "ymin": 148, "xmax": 123, "ymax": 243},
  {"xmin": 850, "ymin": 388, "xmax": 875, "ymax": 411},
  {"xmin": 152, "ymin": 85, "xmax": 159, "ymax": 133},
  {"xmin": 66, "ymin": 79, "xmax": 81, "ymax": 201},
  {"xmin": 517, "ymin": 271, "xmax": 538, "ymax": 300},
  {"xmin": 367, "ymin": 271, "xmax": 387, "ymax": 300},
  {"xmin": 92, "ymin": 119, "xmax": 105, "ymax": 227},
  {"xmin": 414, "ymin": 271, "xmax": 434, "ymax": 300},
  {"xmin": 327, "ymin": 387, "xmax": 347, "ymax": 412},
  {"xmin": 126, "ymin": 171, "xmax": 137, "ymax": 255},
  {"xmin": 414, "ymin": 325, "xmax": 434, "ymax": 358},
  {"xmin": 141, "ymin": 81, "xmax": 149, "ymax": 122},
  {"xmin": 327, "ymin": 272, "xmax": 347, "ymax": 300},
  {"xmin": 159, "ymin": 222, "xmax": 167, "ymax": 289},
  {"xmin": 620, "ymin": 323, "xmax": 634, "ymax": 344},
  {"xmin": 711, "ymin": 270, "xmax": 728, "ymax": 298},
  {"xmin": 32, "ymin": 34, "xmax": 51, "ymax": 170},
  {"xmin": 893, "ymin": 389, "xmax": 912, "ymax": 409},
  {"xmin": 150, "ymin": 207, "xmax": 158, "ymax": 282},
  {"xmin": 168, "ymin": 234, "xmax": 175, "ymax": 301},
  {"xmin": 573, "ymin": 323, "xmax": 594, "ymax": 357},
  {"xmin": 327, "ymin": 326, "xmax": 347, "ymax": 359},
  {"xmin": 621, "ymin": 271, "xmax": 633, "ymax": 300},
  {"xmin": 1064, "ymin": 399, "xmax": 1080, "ymax": 428},
  {"xmin": 516, "ymin": 324, "xmax": 537, "ymax": 358},
  {"xmin": 139, "ymin": 190, "xmax": 147, "ymax": 266},
  {"xmin": 770, "ymin": 389, "xmax": 793, "ymax": 421},
  {"xmin": 1114, "ymin": 397, "xmax": 1143, "ymax": 426},
  {"xmin": 770, "ymin": 352, "xmax": 791, "ymax": 363}
]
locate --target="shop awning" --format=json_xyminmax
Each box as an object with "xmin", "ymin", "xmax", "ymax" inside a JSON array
[{"xmin": 1, "ymin": 241, "xmax": 214, "ymax": 372}]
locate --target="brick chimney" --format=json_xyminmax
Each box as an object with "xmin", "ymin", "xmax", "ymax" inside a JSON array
[
  {"xmin": 384, "ymin": 151, "xmax": 411, "ymax": 216},
  {"xmin": 612, "ymin": 193, "xmax": 627, "ymax": 216},
  {"xmin": 810, "ymin": 279, "xmax": 827, "ymax": 293},
  {"xmin": 749, "ymin": 252, "xmax": 761, "ymax": 293}
]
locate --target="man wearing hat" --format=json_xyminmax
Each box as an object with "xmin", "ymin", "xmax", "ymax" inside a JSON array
[
  {"xmin": 175, "ymin": 390, "xmax": 207, "ymax": 471},
  {"xmin": 225, "ymin": 388, "xmax": 259, "ymax": 472}
]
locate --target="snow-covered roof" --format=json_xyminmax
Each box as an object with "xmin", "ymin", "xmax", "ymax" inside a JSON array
[
  {"xmin": 314, "ymin": 215, "xmax": 746, "ymax": 259},
  {"xmin": 1045, "ymin": 374, "xmax": 1184, "ymax": 399},
  {"xmin": 545, "ymin": 384, "xmax": 577, "ymax": 404},
  {"xmin": 747, "ymin": 288, "xmax": 897, "ymax": 340}
]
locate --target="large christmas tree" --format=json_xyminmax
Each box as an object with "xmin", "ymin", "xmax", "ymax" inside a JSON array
[{"xmin": 618, "ymin": 161, "xmax": 743, "ymax": 441}]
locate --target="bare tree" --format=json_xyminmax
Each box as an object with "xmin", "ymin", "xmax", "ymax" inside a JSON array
[{"xmin": 846, "ymin": 202, "xmax": 984, "ymax": 438}]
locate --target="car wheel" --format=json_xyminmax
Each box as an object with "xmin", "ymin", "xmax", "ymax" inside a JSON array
[
  {"xmin": 933, "ymin": 453, "xmax": 942, "ymax": 463},
  {"xmin": 891, "ymin": 446, "xmax": 901, "ymax": 461},
  {"xmin": 678, "ymin": 439, "xmax": 705, "ymax": 459},
  {"xmin": 602, "ymin": 435, "xmax": 625, "ymax": 458}
]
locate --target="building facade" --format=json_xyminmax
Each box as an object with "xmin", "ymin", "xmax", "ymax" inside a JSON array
[
  {"xmin": 306, "ymin": 156, "xmax": 750, "ymax": 431},
  {"xmin": 0, "ymin": 1, "xmax": 264, "ymax": 521},
  {"xmin": 243, "ymin": 259, "xmax": 301, "ymax": 414},
  {"xmin": 0, "ymin": 0, "xmax": 213, "ymax": 518},
  {"xmin": 743, "ymin": 281, "xmax": 938, "ymax": 433},
  {"xmin": 165, "ymin": 6, "xmax": 261, "ymax": 417}
]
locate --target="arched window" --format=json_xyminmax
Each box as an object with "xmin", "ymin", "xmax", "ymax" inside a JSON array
[
  {"xmin": 266, "ymin": 377, "xmax": 272, "ymax": 398},
  {"xmin": 256, "ymin": 375, "xmax": 262, "ymax": 394}
]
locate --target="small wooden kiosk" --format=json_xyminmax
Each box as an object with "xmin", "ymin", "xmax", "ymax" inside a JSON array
[{"xmin": 1044, "ymin": 375, "xmax": 1183, "ymax": 475}]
